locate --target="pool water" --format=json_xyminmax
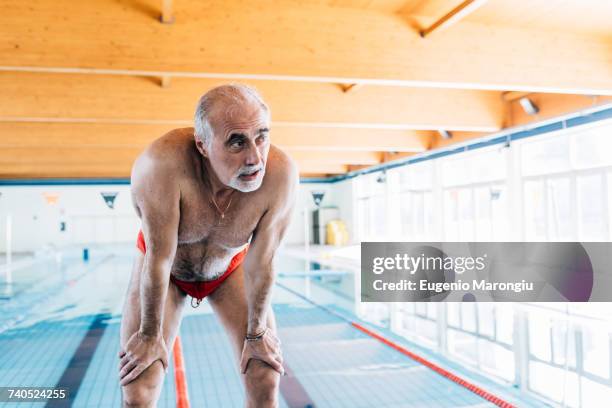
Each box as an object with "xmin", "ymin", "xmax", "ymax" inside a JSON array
[{"xmin": 0, "ymin": 245, "xmax": 547, "ymax": 407}]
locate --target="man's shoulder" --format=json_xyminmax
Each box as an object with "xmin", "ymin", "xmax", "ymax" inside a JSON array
[
  {"xmin": 130, "ymin": 129, "xmax": 195, "ymax": 211},
  {"xmin": 133, "ymin": 128, "xmax": 196, "ymax": 174},
  {"xmin": 143, "ymin": 127, "xmax": 195, "ymax": 162}
]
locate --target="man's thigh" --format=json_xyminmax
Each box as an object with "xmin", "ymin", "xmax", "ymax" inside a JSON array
[
  {"xmin": 208, "ymin": 264, "xmax": 281, "ymax": 407},
  {"xmin": 207, "ymin": 263, "xmax": 278, "ymax": 357},
  {"xmin": 119, "ymin": 251, "xmax": 187, "ymax": 402}
]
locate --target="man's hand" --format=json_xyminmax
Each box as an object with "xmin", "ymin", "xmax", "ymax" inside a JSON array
[
  {"xmin": 118, "ymin": 331, "xmax": 169, "ymax": 386},
  {"xmin": 239, "ymin": 328, "xmax": 284, "ymax": 375}
]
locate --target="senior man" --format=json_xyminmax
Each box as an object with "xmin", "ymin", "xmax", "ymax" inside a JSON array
[{"xmin": 118, "ymin": 84, "xmax": 298, "ymax": 407}]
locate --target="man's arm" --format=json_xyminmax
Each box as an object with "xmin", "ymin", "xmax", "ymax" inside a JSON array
[
  {"xmin": 240, "ymin": 154, "xmax": 298, "ymax": 373},
  {"xmin": 134, "ymin": 155, "xmax": 180, "ymax": 337},
  {"xmin": 119, "ymin": 146, "xmax": 181, "ymax": 385}
]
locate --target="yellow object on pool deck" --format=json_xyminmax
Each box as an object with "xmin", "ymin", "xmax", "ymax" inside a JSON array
[{"xmin": 326, "ymin": 220, "xmax": 349, "ymax": 246}]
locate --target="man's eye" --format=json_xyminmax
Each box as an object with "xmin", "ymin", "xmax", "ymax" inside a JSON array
[{"xmin": 230, "ymin": 140, "xmax": 245, "ymax": 148}]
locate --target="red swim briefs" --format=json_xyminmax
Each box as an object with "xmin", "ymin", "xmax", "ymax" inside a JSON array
[{"xmin": 136, "ymin": 230, "xmax": 248, "ymax": 306}]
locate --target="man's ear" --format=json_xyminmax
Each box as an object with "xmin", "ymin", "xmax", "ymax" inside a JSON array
[{"xmin": 194, "ymin": 138, "xmax": 208, "ymax": 158}]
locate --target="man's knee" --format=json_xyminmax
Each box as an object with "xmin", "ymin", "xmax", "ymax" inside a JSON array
[
  {"xmin": 244, "ymin": 360, "xmax": 280, "ymax": 403},
  {"xmin": 121, "ymin": 362, "xmax": 164, "ymax": 407},
  {"xmin": 122, "ymin": 383, "xmax": 154, "ymax": 407}
]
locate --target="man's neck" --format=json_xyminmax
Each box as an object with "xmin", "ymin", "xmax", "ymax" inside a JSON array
[{"xmin": 200, "ymin": 155, "xmax": 235, "ymax": 200}]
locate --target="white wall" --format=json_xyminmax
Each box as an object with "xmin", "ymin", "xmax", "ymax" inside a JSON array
[
  {"xmin": 0, "ymin": 185, "xmax": 139, "ymax": 253},
  {"xmin": 0, "ymin": 180, "xmax": 358, "ymax": 253},
  {"xmin": 283, "ymin": 180, "xmax": 356, "ymax": 245}
]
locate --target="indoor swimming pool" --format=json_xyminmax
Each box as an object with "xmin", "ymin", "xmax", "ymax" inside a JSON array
[{"xmin": 0, "ymin": 245, "xmax": 549, "ymax": 407}]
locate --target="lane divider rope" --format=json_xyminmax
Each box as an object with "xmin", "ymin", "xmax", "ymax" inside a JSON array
[
  {"xmin": 350, "ymin": 322, "xmax": 516, "ymax": 408},
  {"xmin": 275, "ymin": 281, "xmax": 516, "ymax": 408},
  {"xmin": 173, "ymin": 335, "xmax": 191, "ymax": 408}
]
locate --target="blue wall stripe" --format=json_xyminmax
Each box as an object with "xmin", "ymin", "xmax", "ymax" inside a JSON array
[{"xmin": 0, "ymin": 178, "xmax": 130, "ymax": 186}]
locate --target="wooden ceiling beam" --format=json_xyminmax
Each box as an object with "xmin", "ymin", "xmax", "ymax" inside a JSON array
[
  {"xmin": 299, "ymin": 173, "xmax": 331, "ymax": 179},
  {"xmin": 293, "ymin": 163, "xmax": 347, "ymax": 175},
  {"xmin": 0, "ymin": 147, "xmax": 142, "ymax": 164},
  {"xmin": 160, "ymin": 75, "xmax": 171, "ymax": 88},
  {"xmin": 507, "ymin": 94, "xmax": 612, "ymax": 127},
  {"xmin": 0, "ymin": 147, "xmax": 373, "ymax": 168},
  {"xmin": 339, "ymin": 83, "xmax": 363, "ymax": 93},
  {"xmin": 0, "ymin": 122, "xmax": 432, "ymax": 152},
  {"xmin": 502, "ymin": 91, "xmax": 532, "ymax": 102},
  {"xmin": 287, "ymin": 150, "xmax": 382, "ymax": 165},
  {"xmin": 0, "ymin": 164, "xmax": 134, "ymax": 179},
  {"xmin": 161, "ymin": 0, "xmax": 174, "ymax": 23},
  {"xmin": 346, "ymin": 164, "xmax": 370, "ymax": 172},
  {"xmin": 431, "ymin": 94, "xmax": 612, "ymax": 149},
  {"xmin": 1, "ymin": 1, "xmax": 610, "ymax": 95},
  {"xmin": 382, "ymin": 152, "xmax": 415, "ymax": 162},
  {"xmin": 0, "ymin": 148, "xmax": 356, "ymax": 178},
  {"xmin": 0, "ymin": 160, "xmax": 350, "ymax": 179},
  {"xmin": 0, "ymin": 72, "xmax": 502, "ymax": 131},
  {"xmin": 420, "ymin": 0, "xmax": 489, "ymax": 38}
]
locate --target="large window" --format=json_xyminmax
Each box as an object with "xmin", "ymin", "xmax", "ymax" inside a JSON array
[
  {"xmin": 447, "ymin": 303, "xmax": 515, "ymax": 382},
  {"xmin": 388, "ymin": 162, "xmax": 434, "ymax": 241},
  {"xmin": 442, "ymin": 147, "xmax": 508, "ymax": 241},
  {"xmin": 355, "ymin": 173, "xmax": 387, "ymax": 241},
  {"xmin": 354, "ymin": 120, "xmax": 612, "ymax": 244},
  {"xmin": 521, "ymin": 122, "xmax": 612, "ymax": 241},
  {"xmin": 523, "ymin": 177, "xmax": 573, "ymax": 240},
  {"xmin": 524, "ymin": 303, "xmax": 612, "ymax": 407},
  {"xmin": 352, "ymin": 119, "xmax": 612, "ymax": 407},
  {"xmin": 392, "ymin": 303, "xmax": 438, "ymax": 349}
]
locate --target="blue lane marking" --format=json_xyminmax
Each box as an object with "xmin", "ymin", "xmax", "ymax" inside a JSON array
[
  {"xmin": 279, "ymin": 365, "xmax": 316, "ymax": 408},
  {"xmin": 46, "ymin": 313, "xmax": 111, "ymax": 408}
]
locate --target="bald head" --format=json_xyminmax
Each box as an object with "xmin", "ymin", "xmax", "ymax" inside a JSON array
[{"xmin": 193, "ymin": 84, "xmax": 270, "ymax": 148}]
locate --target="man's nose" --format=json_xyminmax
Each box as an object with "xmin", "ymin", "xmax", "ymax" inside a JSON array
[{"xmin": 244, "ymin": 142, "xmax": 261, "ymax": 166}]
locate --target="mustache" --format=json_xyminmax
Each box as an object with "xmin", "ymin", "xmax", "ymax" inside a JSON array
[{"xmin": 237, "ymin": 165, "xmax": 263, "ymax": 176}]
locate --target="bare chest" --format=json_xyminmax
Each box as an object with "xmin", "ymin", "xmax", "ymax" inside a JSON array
[{"xmin": 171, "ymin": 188, "xmax": 263, "ymax": 281}]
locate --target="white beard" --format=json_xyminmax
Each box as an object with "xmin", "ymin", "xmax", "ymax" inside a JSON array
[{"xmin": 228, "ymin": 168, "xmax": 264, "ymax": 192}]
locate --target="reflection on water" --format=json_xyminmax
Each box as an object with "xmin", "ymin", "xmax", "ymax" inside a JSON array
[
  {"xmin": 0, "ymin": 245, "xmax": 132, "ymax": 334},
  {"xmin": 274, "ymin": 255, "xmax": 357, "ymax": 318},
  {"xmin": 2, "ymin": 248, "xmax": 383, "ymax": 336},
  {"xmin": 273, "ymin": 254, "xmax": 394, "ymax": 329}
]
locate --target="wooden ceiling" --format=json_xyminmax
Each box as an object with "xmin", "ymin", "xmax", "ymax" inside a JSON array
[{"xmin": 0, "ymin": 0, "xmax": 610, "ymax": 179}]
